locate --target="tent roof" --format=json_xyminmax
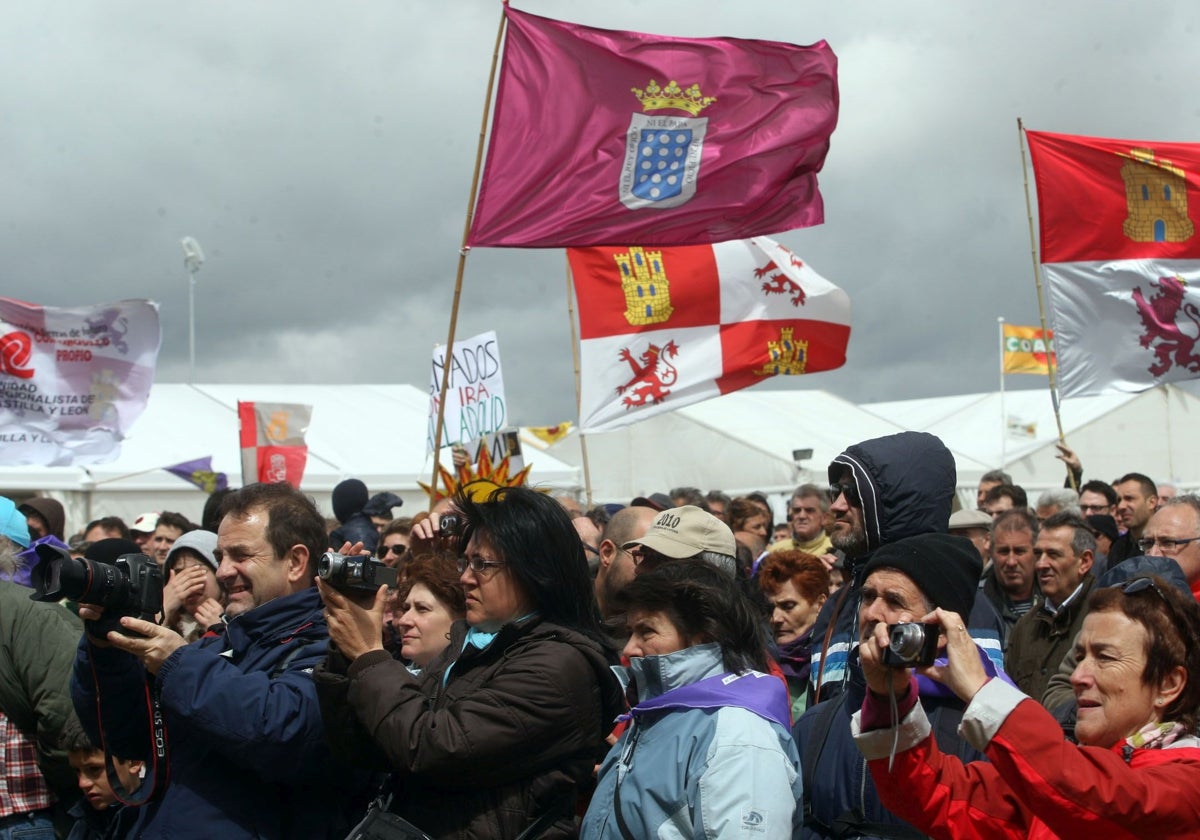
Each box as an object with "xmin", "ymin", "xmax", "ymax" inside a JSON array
[{"xmin": 0, "ymin": 384, "xmax": 579, "ymax": 493}]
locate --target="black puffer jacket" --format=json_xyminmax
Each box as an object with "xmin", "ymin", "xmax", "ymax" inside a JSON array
[
  {"xmin": 809, "ymin": 431, "xmax": 957, "ymax": 704},
  {"xmin": 315, "ymin": 616, "xmax": 624, "ymax": 840}
]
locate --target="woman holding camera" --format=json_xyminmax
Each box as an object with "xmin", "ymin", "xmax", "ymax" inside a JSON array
[
  {"xmin": 854, "ymin": 575, "xmax": 1200, "ymax": 839},
  {"xmin": 315, "ymin": 487, "xmax": 623, "ymax": 839}
]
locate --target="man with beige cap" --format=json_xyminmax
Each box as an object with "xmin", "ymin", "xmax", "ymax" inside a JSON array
[{"xmin": 622, "ymin": 505, "xmax": 738, "ymax": 577}]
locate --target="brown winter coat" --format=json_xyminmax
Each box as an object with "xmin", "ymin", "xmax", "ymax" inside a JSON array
[{"xmin": 315, "ymin": 616, "xmax": 623, "ymax": 840}]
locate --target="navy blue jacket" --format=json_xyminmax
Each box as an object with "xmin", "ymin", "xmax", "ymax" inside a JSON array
[{"xmin": 71, "ymin": 588, "xmax": 375, "ymax": 839}]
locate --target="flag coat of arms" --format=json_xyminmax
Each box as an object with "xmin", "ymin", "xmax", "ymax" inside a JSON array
[
  {"xmin": 468, "ymin": 7, "xmax": 839, "ymax": 248},
  {"xmin": 569, "ymin": 236, "xmax": 851, "ymax": 432},
  {"xmin": 1027, "ymin": 130, "xmax": 1200, "ymax": 396},
  {"xmin": 238, "ymin": 401, "xmax": 311, "ymax": 489},
  {"xmin": 1002, "ymin": 324, "xmax": 1055, "ymax": 375}
]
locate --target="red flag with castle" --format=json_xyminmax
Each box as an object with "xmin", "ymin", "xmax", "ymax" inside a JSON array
[
  {"xmin": 569, "ymin": 237, "xmax": 851, "ymax": 432},
  {"xmin": 1027, "ymin": 129, "xmax": 1200, "ymax": 396},
  {"xmin": 238, "ymin": 401, "xmax": 311, "ymax": 489},
  {"xmin": 468, "ymin": 6, "xmax": 838, "ymax": 248}
]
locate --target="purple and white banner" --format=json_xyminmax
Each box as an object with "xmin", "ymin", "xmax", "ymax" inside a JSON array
[{"xmin": 0, "ymin": 296, "xmax": 161, "ymax": 465}]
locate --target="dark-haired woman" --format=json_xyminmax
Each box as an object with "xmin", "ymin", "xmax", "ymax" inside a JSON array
[
  {"xmin": 315, "ymin": 487, "xmax": 623, "ymax": 839},
  {"xmin": 581, "ymin": 559, "xmax": 802, "ymax": 839},
  {"xmin": 855, "ymin": 575, "xmax": 1200, "ymax": 838}
]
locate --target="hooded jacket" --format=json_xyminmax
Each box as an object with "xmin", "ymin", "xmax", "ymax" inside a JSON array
[
  {"xmin": 19, "ymin": 497, "xmax": 66, "ymax": 540},
  {"xmin": 809, "ymin": 432, "xmax": 958, "ymax": 703},
  {"xmin": 582, "ymin": 643, "xmax": 802, "ymax": 840}
]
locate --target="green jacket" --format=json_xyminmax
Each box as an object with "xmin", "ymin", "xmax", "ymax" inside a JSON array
[
  {"xmin": 0, "ymin": 580, "xmax": 84, "ymax": 801},
  {"xmin": 1004, "ymin": 574, "xmax": 1095, "ymax": 704}
]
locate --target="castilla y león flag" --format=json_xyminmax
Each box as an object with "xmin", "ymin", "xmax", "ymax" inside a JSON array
[
  {"xmin": 467, "ymin": 6, "xmax": 839, "ymax": 248},
  {"xmin": 238, "ymin": 401, "xmax": 311, "ymax": 489},
  {"xmin": 1027, "ymin": 129, "xmax": 1200, "ymax": 396},
  {"xmin": 569, "ymin": 237, "xmax": 851, "ymax": 432}
]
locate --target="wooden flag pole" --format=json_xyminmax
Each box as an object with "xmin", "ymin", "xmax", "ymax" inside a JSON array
[
  {"xmin": 1017, "ymin": 117, "xmax": 1075, "ymax": 490},
  {"xmin": 998, "ymin": 316, "xmax": 1007, "ymax": 468},
  {"xmin": 428, "ymin": 7, "xmax": 508, "ymax": 509},
  {"xmin": 564, "ymin": 258, "xmax": 595, "ymax": 506}
]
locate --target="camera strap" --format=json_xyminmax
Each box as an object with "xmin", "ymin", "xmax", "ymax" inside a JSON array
[{"xmin": 89, "ymin": 651, "xmax": 171, "ymax": 807}]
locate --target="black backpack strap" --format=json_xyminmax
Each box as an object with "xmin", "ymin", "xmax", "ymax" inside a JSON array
[{"xmin": 800, "ymin": 694, "xmax": 845, "ymax": 832}]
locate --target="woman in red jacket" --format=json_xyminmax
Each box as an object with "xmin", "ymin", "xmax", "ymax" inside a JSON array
[{"xmin": 854, "ymin": 575, "xmax": 1200, "ymax": 839}]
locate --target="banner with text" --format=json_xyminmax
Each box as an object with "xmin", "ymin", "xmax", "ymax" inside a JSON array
[
  {"xmin": 427, "ymin": 331, "xmax": 507, "ymax": 454},
  {"xmin": 0, "ymin": 296, "xmax": 161, "ymax": 465}
]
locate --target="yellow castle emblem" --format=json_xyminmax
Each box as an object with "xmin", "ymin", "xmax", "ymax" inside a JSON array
[
  {"xmin": 754, "ymin": 327, "xmax": 808, "ymax": 376},
  {"xmin": 616, "ymin": 247, "xmax": 674, "ymax": 326},
  {"xmin": 1120, "ymin": 148, "xmax": 1194, "ymax": 243}
]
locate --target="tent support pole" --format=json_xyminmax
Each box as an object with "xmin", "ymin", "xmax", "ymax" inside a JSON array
[{"xmin": 565, "ymin": 257, "xmax": 594, "ymax": 506}]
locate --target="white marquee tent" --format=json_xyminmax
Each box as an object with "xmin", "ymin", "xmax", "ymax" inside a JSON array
[{"xmin": 0, "ymin": 384, "xmax": 581, "ymax": 531}]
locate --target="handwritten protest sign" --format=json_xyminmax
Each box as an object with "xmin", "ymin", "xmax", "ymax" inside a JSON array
[{"xmin": 427, "ymin": 331, "xmax": 507, "ymax": 453}]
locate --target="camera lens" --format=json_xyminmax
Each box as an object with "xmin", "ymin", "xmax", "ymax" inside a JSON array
[
  {"xmin": 889, "ymin": 623, "xmax": 927, "ymax": 662},
  {"xmin": 317, "ymin": 552, "xmax": 344, "ymax": 581}
]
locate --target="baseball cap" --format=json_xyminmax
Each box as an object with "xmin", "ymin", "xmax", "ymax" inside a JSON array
[
  {"xmin": 630, "ymin": 493, "xmax": 673, "ymax": 512},
  {"xmin": 623, "ymin": 505, "xmax": 736, "ymax": 559},
  {"xmin": 948, "ymin": 509, "xmax": 992, "ymax": 531},
  {"xmin": 130, "ymin": 512, "xmax": 159, "ymax": 534}
]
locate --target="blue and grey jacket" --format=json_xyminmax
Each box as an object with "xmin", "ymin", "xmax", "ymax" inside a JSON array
[
  {"xmin": 71, "ymin": 587, "xmax": 376, "ymax": 839},
  {"xmin": 582, "ymin": 643, "xmax": 802, "ymax": 839}
]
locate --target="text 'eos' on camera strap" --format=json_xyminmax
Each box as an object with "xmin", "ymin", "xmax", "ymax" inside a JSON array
[{"xmin": 90, "ymin": 657, "xmax": 170, "ymax": 808}]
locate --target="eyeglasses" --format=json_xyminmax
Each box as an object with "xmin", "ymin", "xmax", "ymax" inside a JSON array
[
  {"xmin": 456, "ymin": 555, "xmax": 507, "ymax": 576},
  {"xmin": 1136, "ymin": 535, "xmax": 1200, "ymax": 554},
  {"xmin": 378, "ymin": 544, "xmax": 406, "ymax": 557},
  {"xmin": 1079, "ymin": 504, "xmax": 1111, "ymax": 514},
  {"xmin": 829, "ymin": 481, "xmax": 861, "ymax": 507},
  {"xmin": 583, "ymin": 543, "xmax": 599, "ymax": 556}
]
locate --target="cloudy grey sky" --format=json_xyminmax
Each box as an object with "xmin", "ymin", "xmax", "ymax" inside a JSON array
[{"xmin": 5, "ymin": 1, "xmax": 1199, "ymax": 427}]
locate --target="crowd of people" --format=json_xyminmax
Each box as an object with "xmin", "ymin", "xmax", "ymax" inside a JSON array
[{"xmin": 1, "ymin": 433, "xmax": 1199, "ymax": 839}]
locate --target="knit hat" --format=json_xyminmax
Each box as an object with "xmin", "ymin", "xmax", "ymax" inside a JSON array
[
  {"xmin": 623, "ymin": 505, "xmax": 736, "ymax": 559},
  {"xmin": 1086, "ymin": 514, "xmax": 1119, "ymax": 545},
  {"xmin": 164, "ymin": 529, "xmax": 219, "ymax": 574},
  {"xmin": 861, "ymin": 532, "xmax": 982, "ymax": 620},
  {"xmin": 332, "ymin": 478, "xmax": 369, "ymax": 523},
  {"xmin": 0, "ymin": 496, "xmax": 31, "ymax": 548}
]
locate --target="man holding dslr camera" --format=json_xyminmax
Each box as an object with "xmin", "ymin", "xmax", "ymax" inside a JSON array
[
  {"xmin": 794, "ymin": 533, "xmax": 1005, "ymax": 839},
  {"xmin": 66, "ymin": 483, "xmax": 374, "ymax": 839}
]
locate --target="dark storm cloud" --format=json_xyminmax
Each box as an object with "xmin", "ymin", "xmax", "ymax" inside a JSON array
[{"xmin": 3, "ymin": 1, "xmax": 1198, "ymax": 427}]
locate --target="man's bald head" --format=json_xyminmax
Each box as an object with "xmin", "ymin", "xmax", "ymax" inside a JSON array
[{"xmin": 594, "ymin": 505, "xmax": 657, "ymax": 619}]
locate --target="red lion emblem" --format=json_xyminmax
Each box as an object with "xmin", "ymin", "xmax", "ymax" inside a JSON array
[
  {"xmin": 0, "ymin": 331, "xmax": 35, "ymax": 379},
  {"xmin": 616, "ymin": 340, "xmax": 679, "ymax": 408},
  {"xmin": 1132, "ymin": 276, "xmax": 1200, "ymax": 377},
  {"xmin": 754, "ymin": 253, "xmax": 806, "ymax": 307}
]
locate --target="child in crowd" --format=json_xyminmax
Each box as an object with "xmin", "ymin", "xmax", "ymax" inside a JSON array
[{"xmin": 60, "ymin": 717, "xmax": 143, "ymax": 840}]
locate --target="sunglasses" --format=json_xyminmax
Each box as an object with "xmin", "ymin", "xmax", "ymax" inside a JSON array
[
  {"xmin": 829, "ymin": 481, "xmax": 861, "ymax": 507},
  {"xmin": 1114, "ymin": 576, "xmax": 1169, "ymax": 601},
  {"xmin": 378, "ymin": 543, "xmax": 407, "ymax": 558}
]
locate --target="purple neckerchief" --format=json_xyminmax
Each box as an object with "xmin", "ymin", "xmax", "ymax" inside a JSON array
[
  {"xmin": 915, "ymin": 644, "xmax": 1015, "ymax": 699},
  {"xmin": 621, "ymin": 670, "xmax": 791, "ymax": 729},
  {"xmin": 5, "ymin": 535, "xmax": 68, "ymax": 588}
]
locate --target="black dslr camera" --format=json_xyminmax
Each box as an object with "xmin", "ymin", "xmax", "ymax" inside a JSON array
[
  {"xmin": 881, "ymin": 622, "xmax": 940, "ymax": 668},
  {"xmin": 30, "ymin": 550, "xmax": 163, "ymax": 637},
  {"xmin": 317, "ymin": 551, "xmax": 398, "ymax": 593}
]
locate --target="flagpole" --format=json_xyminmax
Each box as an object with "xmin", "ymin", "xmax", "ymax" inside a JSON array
[
  {"xmin": 564, "ymin": 258, "xmax": 594, "ymax": 506},
  {"xmin": 428, "ymin": 6, "xmax": 508, "ymax": 509},
  {"xmin": 998, "ymin": 317, "xmax": 1007, "ymax": 469},
  {"xmin": 1018, "ymin": 117, "xmax": 1074, "ymax": 490}
]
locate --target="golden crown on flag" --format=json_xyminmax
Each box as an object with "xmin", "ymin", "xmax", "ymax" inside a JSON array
[{"xmin": 631, "ymin": 80, "xmax": 716, "ymax": 116}]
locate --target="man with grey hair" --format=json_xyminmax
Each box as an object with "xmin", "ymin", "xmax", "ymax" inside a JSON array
[
  {"xmin": 1004, "ymin": 511, "xmax": 1096, "ymax": 705},
  {"xmin": 768, "ymin": 483, "xmax": 833, "ymax": 555},
  {"xmin": 977, "ymin": 468, "xmax": 1014, "ymax": 508},
  {"xmin": 1035, "ymin": 487, "xmax": 1080, "ymax": 524},
  {"xmin": 622, "ymin": 506, "xmax": 737, "ymax": 578}
]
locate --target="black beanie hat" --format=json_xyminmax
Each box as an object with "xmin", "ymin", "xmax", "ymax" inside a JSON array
[
  {"xmin": 332, "ymin": 479, "xmax": 369, "ymax": 523},
  {"xmin": 861, "ymin": 533, "xmax": 981, "ymax": 620},
  {"xmin": 85, "ymin": 538, "xmax": 142, "ymax": 564}
]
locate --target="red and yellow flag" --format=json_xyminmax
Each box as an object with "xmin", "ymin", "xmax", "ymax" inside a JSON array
[{"xmin": 1002, "ymin": 324, "xmax": 1055, "ymax": 375}]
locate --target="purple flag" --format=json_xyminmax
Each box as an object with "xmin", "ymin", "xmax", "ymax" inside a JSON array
[{"xmin": 164, "ymin": 456, "xmax": 228, "ymax": 493}]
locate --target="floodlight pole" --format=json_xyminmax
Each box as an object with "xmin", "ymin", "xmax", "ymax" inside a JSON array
[{"xmin": 181, "ymin": 237, "xmax": 205, "ymax": 384}]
